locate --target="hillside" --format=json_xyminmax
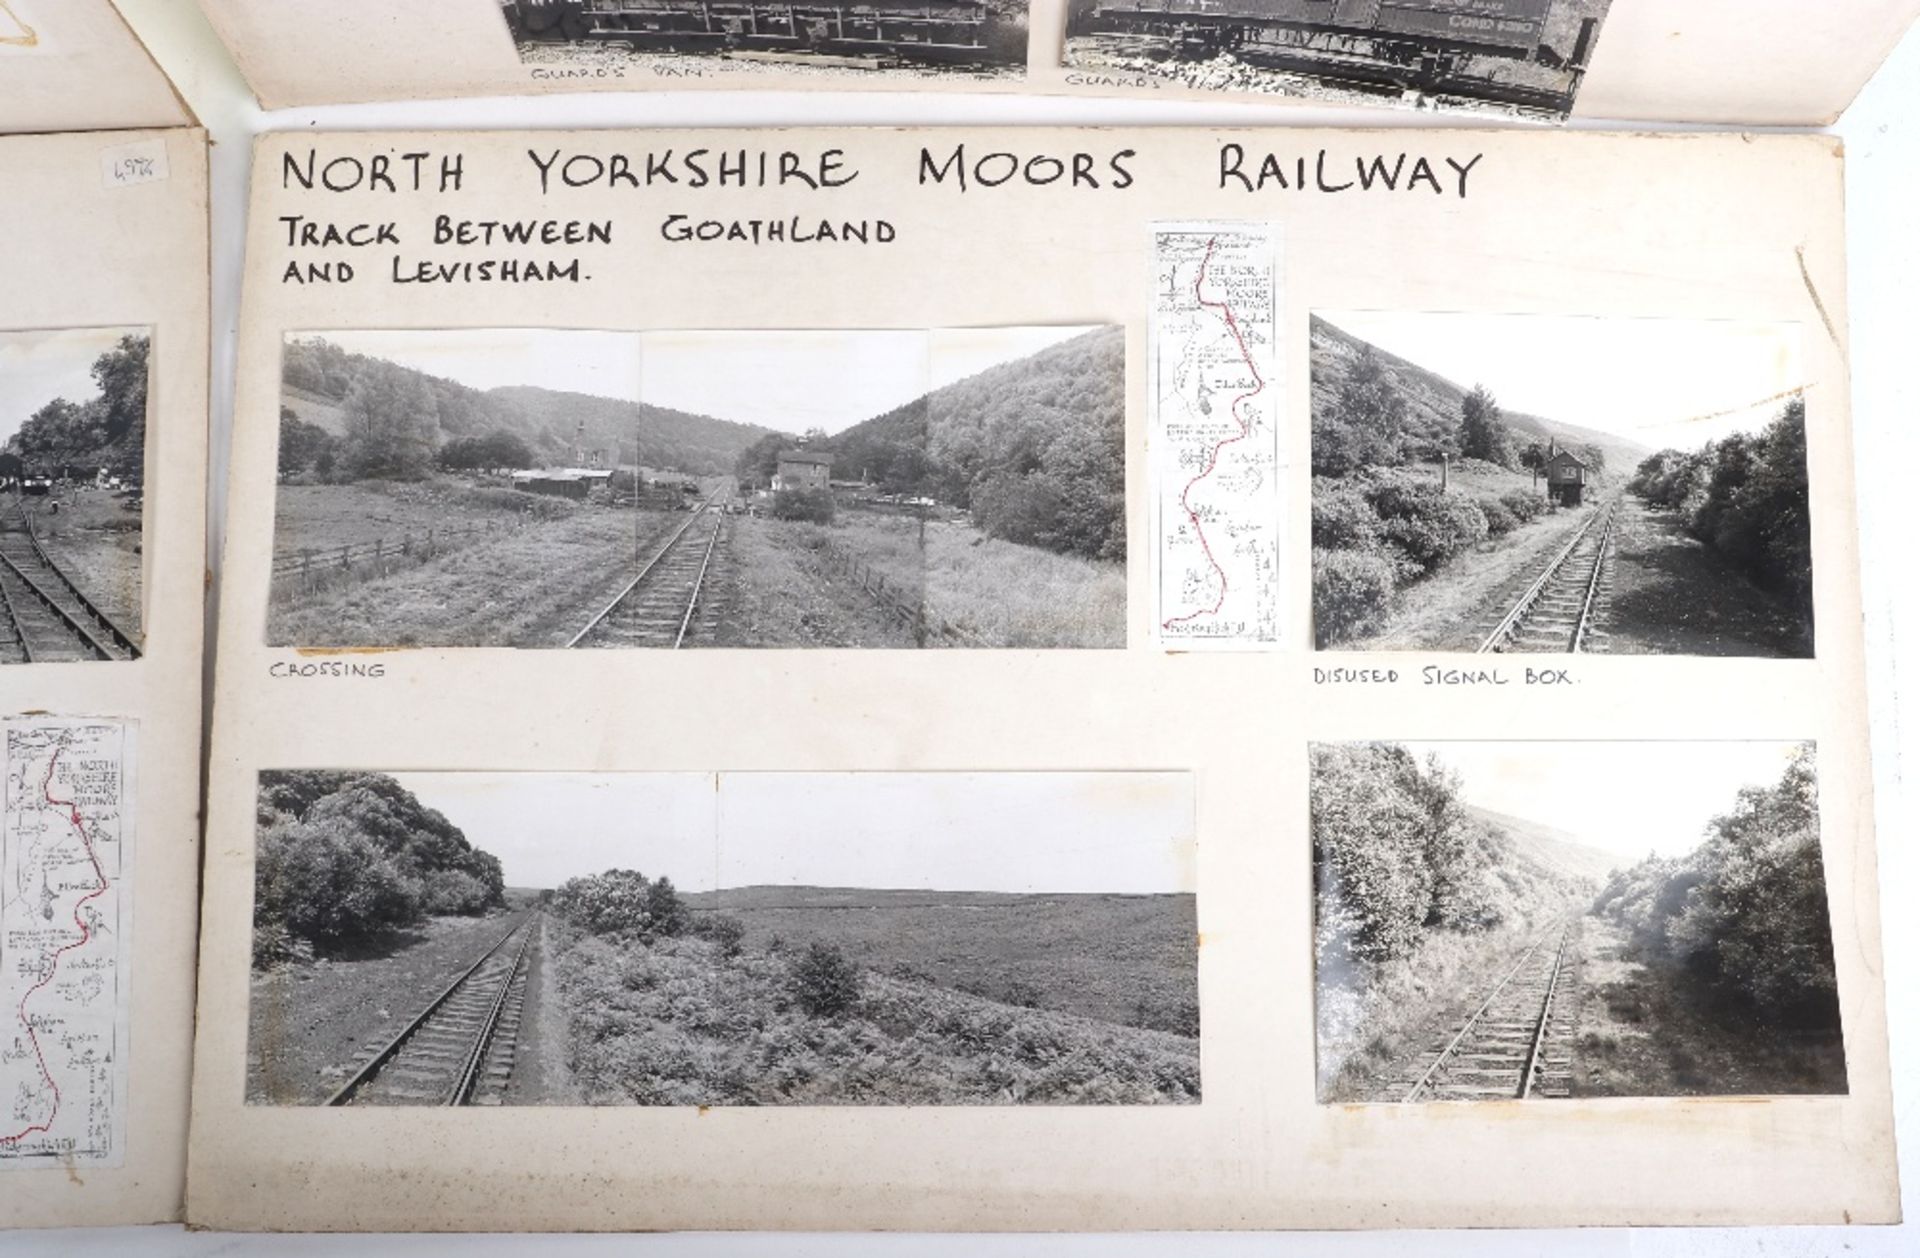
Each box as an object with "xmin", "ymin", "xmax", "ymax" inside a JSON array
[
  {"xmin": 491, "ymin": 385, "xmax": 771, "ymax": 476},
  {"xmin": 681, "ymin": 884, "xmax": 1196, "ymax": 1032},
  {"xmin": 280, "ymin": 337, "xmax": 773, "ymax": 476},
  {"xmin": 737, "ymin": 326, "xmax": 1126, "ymax": 561},
  {"xmin": 1466, "ymin": 806, "xmax": 1619, "ymax": 884},
  {"xmin": 1312, "ymin": 315, "xmax": 1651, "ymax": 475}
]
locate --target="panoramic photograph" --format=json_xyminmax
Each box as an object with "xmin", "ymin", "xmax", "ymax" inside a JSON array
[
  {"xmin": 0, "ymin": 326, "xmax": 149, "ymax": 663},
  {"xmin": 497, "ymin": 0, "xmax": 1028, "ymax": 84},
  {"xmin": 246, "ymin": 770, "xmax": 1200, "ymax": 1107},
  {"xmin": 1065, "ymin": 0, "xmax": 1614, "ymax": 118},
  {"xmin": 1309, "ymin": 311, "xmax": 1813, "ymax": 656},
  {"xmin": 1312, "ymin": 740, "xmax": 1845, "ymax": 1103},
  {"xmin": 270, "ymin": 325, "xmax": 1125, "ymax": 650}
]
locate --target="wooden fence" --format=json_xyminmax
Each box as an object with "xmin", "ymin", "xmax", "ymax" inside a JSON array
[
  {"xmin": 815, "ymin": 541, "xmax": 984, "ymax": 648},
  {"xmin": 270, "ymin": 517, "xmax": 526, "ymax": 600}
]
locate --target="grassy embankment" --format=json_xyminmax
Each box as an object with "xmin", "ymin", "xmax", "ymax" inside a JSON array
[
  {"xmin": 1570, "ymin": 915, "xmax": 1847, "ymax": 1097},
  {"xmin": 551, "ymin": 923, "xmax": 1200, "ymax": 1107},
  {"xmin": 22, "ymin": 488, "xmax": 144, "ymax": 634},
  {"xmin": 268, "ymin": 479, "xmax": 684, "ymax": 647},
  {"xmin": 731, "ymin": 511, "xmax": 1126, "ymax": 648}
]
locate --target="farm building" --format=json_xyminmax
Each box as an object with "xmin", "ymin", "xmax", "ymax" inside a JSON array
[
  {"xmin": 773, "ymin": 449, "xmax": 835, "ymax": 493},
  {"xmin": 510, "ymin": 467, "xmax": 614, "ymax": 500},
  {"xmin": 1545, "ymin": 449, "xmax": 1589, "ymax": 507}
]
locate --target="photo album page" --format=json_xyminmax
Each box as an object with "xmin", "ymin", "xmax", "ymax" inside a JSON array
[
  {"xmin": 0, "ymin": 126, "xmax": 210, "ymax": 1229},
  {"xmin": 184, "ymin": 125, "xmax": 1895, "ymax": 1232}
]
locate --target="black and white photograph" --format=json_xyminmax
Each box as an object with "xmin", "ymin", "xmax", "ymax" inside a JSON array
[
  {"xmin": 1313, "ymin": 740, "xmax": 1846, "ymax": 1103},
  {"xmin": 246, "ymin": 770, "xmax": 1200, "ymax": 1107},
  {"xmin": 271, "ymin": 325, "xmax": 1126, "ymax": 650},
  {"xmin": 0, "ymin": 326, "xmax": 149, "ymax": 663},
  {"xmin": 1309, "ymin": 311, "xmax": 1814, "ymax": 656},
  {"xmin": 1064, "ymin": 0, "xmax": 1613, "ymax": 118},
  {"xmin": 498, "ymin": 0, "xmax": 1029, "ymax": 83}
]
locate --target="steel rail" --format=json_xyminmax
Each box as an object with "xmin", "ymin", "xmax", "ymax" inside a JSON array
[
  {"xmin": 447, "ymin": 918, "xmax": 540, "ymax": 1107},
  {"xmin": 1570, "ymin": 501, "xmax": 1620, "ymax": 655},
  {"xmin": 323, "ymin": 914, "xmax": 530, "ymax": 1107},
  {"xmin": 5, "ymin": 493, "xmax": 140, "ymax": 659},
  {"xmin": 1518, "ymin": 924, "xmax": 1574, "ymax": 1100},
  {"xmin": 566, "ymin": 492, "xmax": 722, "ymax": 649},
  {"xmin": 671, "ymin": 515, "xmax": 724, "ymax": 650},
  {"xmin": 0, "ymin": 560, "xmax": 34, "ymax": 663},
  {"xmin": 1476, "ymin": 499, "xmax": 1610, "ymax": 655},
  {"xmin": 1402, "ymin": 922, "xmax": 1560, "ymax": 1104}
]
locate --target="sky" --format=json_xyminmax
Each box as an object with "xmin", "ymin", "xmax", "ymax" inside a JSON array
[
  {"xmin": 392, "ymin": 771, "xmax": 1194, "ymax": 895},
  {"xmin": 1319, "ymin": 311, "xmax": 1806, "ymax": 451},
  {"xmin": 1401, "ymin": 740, "xmax": 1810, "ymax": 862},
  {"xmin": 637, "ymin": 326, "xmax": 1095, "ymax": 435},
  {"xmin": 0, "ymin": 326, "xmax": 142, "ymax": 444},
  {"xmin": 297, "ymin": 328, "xmax": 642, "ymax": 400}
]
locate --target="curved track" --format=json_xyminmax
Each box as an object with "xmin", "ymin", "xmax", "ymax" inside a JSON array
[
  {"xmin": 1478, "ymin": 498, "xmax": 1620, "ymax": 655},
  {"xmin": 0, "ymin": 495, "xmax": 140, "ymax": 664},
  {"xmin": 1401, "ymin": 919, "xmax": 1577, "ymax": 1103},
  {"xmin": 326, "ymin": 914, "xmax": 538, "ymax": 1108},
  {"xmin": 569, "ymin": 496, "xmax": 724, "ymax": 650}
]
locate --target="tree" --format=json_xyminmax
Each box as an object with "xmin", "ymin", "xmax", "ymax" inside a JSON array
[
  {"xmin": 279, "ymin": 409, "xmax": 338, "ymax": 478},
  {"xmin": 787, "ymin": 941, "xmax": 863, "ymax": 1017},
  {"xmin": 1518, "ymin": 442, "xmax": 1548, "ymax": 472},
  {"xmin": 1314, "ymin": 345, "xmax": 1408, "ymax": 477},
  {"xmin": 342, "ymin": 364, "xmax": 439, "ymax": 480},
  {"xmin": 1457, "ymin": 385, "xmax": 1515, "ymax": 468},
  {"xmin": 91, "ymin": 333, "xmax": 150, "ymax": 443}
]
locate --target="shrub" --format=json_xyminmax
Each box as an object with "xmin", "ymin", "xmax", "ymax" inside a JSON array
[
  {"xmin": 550, "ymin": 869, "xmax": 689, "ymax": 942},
  {"xmin": 1312, "ymin": 547, "xmax": 1397, "ymax": 647},
  {"xmin": 773, "ymin": 487, "xmax": 835, "ymax": 523},
  {"xmin": 1478, "ymin": 495, "xmax": 1519, "ymax": 537},
  {"xmin": 421, "ymin": 868, "xmax": 493, "ymax": 917},
  {"xmin": 1364, "ymin": 477, "xmax": 1489, "ymax": 574},
  {"xmin": 1501, "ymin": 490, "xmax": 1547, "ymax": 524},
  {"xmin": 1311, "ymin": 481, "xmax": 1381, "ymax": 550},
  {"xmin": 787, "ymin": 941, "xmax": 863, "ymax": 1018},
  {"xmin": 254, "ymin": 815, "xmax": 424, "ymax": 951},
  {"xmin": 698, "ymin": 913, "xmax": 746, "ymax": 959}
]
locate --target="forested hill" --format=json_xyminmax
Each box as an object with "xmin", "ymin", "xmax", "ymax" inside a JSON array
[
  {"xmin": 280, "ymin": 337, "xmax": 772, "ymax": 476},
  {"xmin": 1464, "ymin": 806, "xmax": 1619, "ymax": 883},
  {"xmin": 1311, "ymin": 316, "xmax": 1651, "ymax": 475},
  {"xmin": 737, "ymin": 326, "xmax": 1126, "ymax": 561},
  {"xmin": 491, "ymin": 386, "xmax": 771, "ymax": 477}
]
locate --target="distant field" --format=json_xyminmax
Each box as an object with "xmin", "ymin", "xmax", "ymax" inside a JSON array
[{"xmin": 684, "ymin": 885, "xmax": 1198, "ymax": 1033}]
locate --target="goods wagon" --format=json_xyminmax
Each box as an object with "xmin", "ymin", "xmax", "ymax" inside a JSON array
[
  {"xmin": 501, "ymin": 0, "xmax": 1004, "ymax": 63},
  {"xmin": 1079, "ymin": 0, "xmax": 1594, "ymax": 75}
]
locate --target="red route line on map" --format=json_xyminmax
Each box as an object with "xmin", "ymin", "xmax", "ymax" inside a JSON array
[
  {"xmin": 1164, "ymin": 235, "xmax": 1268, "ymax": 631},
  {"xmin": 0, "ymin": 745, "xmax": 109, "ymax": 1149}
]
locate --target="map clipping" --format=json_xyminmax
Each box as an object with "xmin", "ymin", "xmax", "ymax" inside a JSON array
[
  {"xmin": 0, "ymin": 717, "xmax": 134, "ymax": 1169},
  {"xmin": 1151, "ymin": 222, "xmax": 1285, "ymax": 649}
]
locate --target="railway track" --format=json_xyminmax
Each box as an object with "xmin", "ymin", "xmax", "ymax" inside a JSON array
[
  {"xmin": 1401, "ymin": 918, "xmax": 1577, "ymax": 1103},
  {"xmin": 0, "ymin": 495, "xmax": 141, "ymax": 664},
  {"xmin": 1477, "ymin": 498, "xmax": 1620, "ymax": 655},
  {"xmin": 326, "ymin": 914, "xmax": 538, "ymax": 1107},
  {"xmin": 568, "ymin": 495, "xmax": 725, "ymax": 650}
]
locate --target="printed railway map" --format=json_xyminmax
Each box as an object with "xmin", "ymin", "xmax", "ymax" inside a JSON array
[
  {"xmin": 1151, "ymin": 222, "xmax": 1284, "ymax": 648},
  {"xmin": 0, "ymin": 718, "xmax": 134, "ymax": 1169}
]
